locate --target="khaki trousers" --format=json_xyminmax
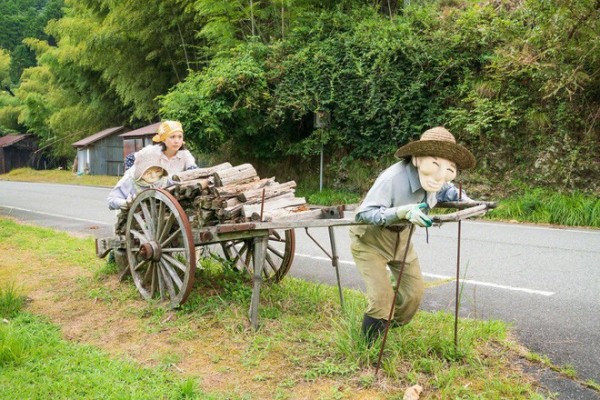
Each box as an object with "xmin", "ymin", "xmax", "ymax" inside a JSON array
[{"xmin": 349, "ymin": 225, "xmax": 424, "ymax": 324}]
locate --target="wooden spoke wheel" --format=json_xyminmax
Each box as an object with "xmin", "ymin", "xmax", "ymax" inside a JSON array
[
  {"xmin": 220, "ymin": 229, "xmax": 295, "ymax": 283},
  {"xmin": 125, "ymin": 188, "xmax": 196, "ymax": 308}
]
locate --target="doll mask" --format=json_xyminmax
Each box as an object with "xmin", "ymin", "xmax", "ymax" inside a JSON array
[
  {"xmin": 412, "ymin": 156, "xmax": 457, "ymax": 193},
  {"xmin": 140, "ymin": 166, "xmax": 167, "ymax": 185}
]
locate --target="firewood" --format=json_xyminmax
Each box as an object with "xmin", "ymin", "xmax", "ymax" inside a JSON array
[
  {"xmin": 172, "ymin": 163, "xmax": 232, "ymax": 182},
  {"xmin": 222, "ymin": 204, "xmax": 243, "ymax": 219},
  {"xmin": 237, "ymin": 181, "xmax": 297, "ymax": 202},
  {"xmin": 224, "ymin": 197, "xmax": 242, "ymax": 208},
  {"xmin": 211, "ymin": 177, "xmax": 274, "ymax": 197},
  {"xmin": 213, "ymin": 163, "xmax": 258, "ymax": 187},
  {"xmin": 192, "ymin": 195, "xmax": 215, "ymax": 208},
  {"xmin": 247, "ymin": 191, "xmax": 295, "ymax": 205},
  {"xmin": 242, "ymin": 196, "xmax": 306, "ymax": 218},
  {"xmin": 176, "ymin": 178, "xmax": 210, "ymax": 190},
  {"xmin": 252, "ymin": 208, "xmax": 323, "ymax": 222}
]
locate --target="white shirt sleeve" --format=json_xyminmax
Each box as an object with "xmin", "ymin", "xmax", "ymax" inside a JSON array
[{"xmin": 107, "ymin": 174, "xmax": 134, "ymax": 210}]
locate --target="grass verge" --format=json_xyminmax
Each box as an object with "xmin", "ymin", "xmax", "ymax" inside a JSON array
[
  {"xmin": 0, "ymin": 217, "xmax": 561, "ymax": 399},
  {"xmin": 485, "ymin": 188, "xmax": 600, "ymax": 228},
  {"xmin": 0, "ymin": 312, "xmax": 205, "ymax": 399},
  {"xmin": 0, "ymin": 167, "xmax": 118, "ymax": 187}
]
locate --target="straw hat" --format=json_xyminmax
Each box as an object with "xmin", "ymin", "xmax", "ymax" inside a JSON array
[
  {"xmin": 133, "ymin": 154, "xmax": 168, "ymax": 181},
  {"xmin": 394, "ymin": 127, "xmax": 476, "ymax": 170},
  {"xmin": 153, "ymin": 120, "xmax": 183, "ymax": 143}
]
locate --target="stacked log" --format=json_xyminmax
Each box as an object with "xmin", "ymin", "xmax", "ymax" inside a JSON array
[{"xmin": 165, "ymin": 162, "xmax": 312, "ymax": 227}]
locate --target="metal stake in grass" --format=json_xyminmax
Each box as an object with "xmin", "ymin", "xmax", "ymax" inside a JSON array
[{"xmin": 454, "ymin": 182, "xmax": 463, "ymax": 353}]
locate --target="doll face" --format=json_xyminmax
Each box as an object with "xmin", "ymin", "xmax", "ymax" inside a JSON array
[
  {"xmin": 141, "ymin": 166, "xmax": 165, "ymax": 184},
  {"xmin": 413, "ymin": 156, "xmax": 457, "ymax": 193},
  {"xmin": 163, "ymin": 131, "xmax": 184, "ymax": 154}
]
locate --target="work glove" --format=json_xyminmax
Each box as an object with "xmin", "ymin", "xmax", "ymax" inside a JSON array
[{"xmin": 395, "ymin": 203, "xmax": 432, "ymax": 228}]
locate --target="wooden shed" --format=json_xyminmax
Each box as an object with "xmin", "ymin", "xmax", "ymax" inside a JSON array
[
  {"xmin": 0, "ymin": 134, "xmax": 40, "ymax": 174},
  {"xmin": 119, "ymin": 122, "xmax": 160, "ymax": 156},
  {"xmin": 72, "ymin": 126, "xmax": 129, "ymax": 176}
]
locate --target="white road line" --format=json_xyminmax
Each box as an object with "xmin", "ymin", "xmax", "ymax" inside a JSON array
[
  {"xmin": 466, "ymin": 220, "xmax": 599, "ymax": 234},
  {"xmin": 424, "ymin": 272, "xmax": 555, "ymax": 296},
  {"xmin": 294, "ymin": 253, "xmax": 555, "ymax": 297},
  {"xmin": 0, "ymin": 205, "xmax": 110, "ymax": 226}
]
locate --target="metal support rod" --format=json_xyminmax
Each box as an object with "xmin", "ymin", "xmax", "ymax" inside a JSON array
[
  {"xmin": 375, "ymin": 225, "xmax": 415, "ymax": 376},
  {"xmin": 454, "ymin": 183, "xmax": 463, "ymax": 351},
  {"xmin": 328, "ymin": 226, "xmax": 344, "ymax": 310},
  {"xmin": 249, "ymin": 235, "xmax": 268, "ymax": 330},
  {"xmin": 304, "ymin": 227, "xmax": 344, "ymax": 310},
  {"xmin": 259, "ymin": 188, "xmax": 266, "ymax": 221},
  {"xmin": 319, "ymin": 144, "xmax": 324, "ymax": 192},
  {"xmin": 304, "ymin": 227, "xmax": 332, "ymax": 258}
]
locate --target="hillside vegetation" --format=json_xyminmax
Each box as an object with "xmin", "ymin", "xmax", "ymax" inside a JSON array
[{"xmin": 0, "ymin": 0, "xmax": 599, "ymax": 196}]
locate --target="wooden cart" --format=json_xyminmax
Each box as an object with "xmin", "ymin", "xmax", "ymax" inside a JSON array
[{"xmin": 96, "ymin": 187, "xmax": 494, "ymax": 329}]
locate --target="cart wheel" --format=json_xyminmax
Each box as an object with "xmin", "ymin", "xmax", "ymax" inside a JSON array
[
  {"xmin": 125, "ymin": 188, "xmax": 196, "ymax": 308},
  {"xmin": 220, "ymin": 229, "xmax": 295, "ymax": 283}
]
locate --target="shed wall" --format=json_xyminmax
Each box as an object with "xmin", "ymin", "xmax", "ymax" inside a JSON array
[
  {"xmin": 0, "ymin": 137, "xmax": 39, "ymax": 174},
  {"xmin": 88, "ymin": 135, "xmax": 124, "ymax": 176}
]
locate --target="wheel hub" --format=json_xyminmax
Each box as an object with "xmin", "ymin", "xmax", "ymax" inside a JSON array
[{"xmin": 138, "ymin": 241, "xmax": 162, "ymax": 261}]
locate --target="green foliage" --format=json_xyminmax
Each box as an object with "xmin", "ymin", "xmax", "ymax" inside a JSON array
[
  {"xmin": 0, "ymin": 0, "xmax": 64, "ymax": 84},
  {"xmin": 1, "ymin": 0, "xmax": 599, "ymax": 194},
  {"xmin": 447, "ymin": 0, "xmax": 600, "ymax": 189},
  {"xmin": 305, "ymin": 189, "xmax": 360, "ymax": 206},
  {"xmin": 51, "ymin": 0, "xmax": 199, "ymax": 120},
  {"xmin": 272, "ymin": 6, "xmax": 472, "ymax": 159},
  {"xmin": 162, "ymin": 5, "xmax": 481, "ymax": 160},
  {"xmin": 8, "ymin": 0, "xmax": 201, "ymax": 160},
  {"xmin": 0, "ymin": 282, "xmax": 26, "ymax": 319},
  {"xmin": 161, "ymin": 0, "xmax": 600, "ymax": 194},
  {"xmin": 0, "ymin": 49, "xmax": 10, "ymax": 87},
  {"xmin": 160, "ymin": 42, "xmax": 272, "ymax": 154},
  {"xmin": 487, "ymin": 188, "xmax": 600, "ymax": 227}
]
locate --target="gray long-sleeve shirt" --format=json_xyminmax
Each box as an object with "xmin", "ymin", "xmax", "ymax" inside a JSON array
[
  {"xmin": 355, "ymin": 159, "xmax": 468, "ymax": 226},
  {"xmin": 107, "ymin": 170, "xmax": 172, "ymax": 210}
]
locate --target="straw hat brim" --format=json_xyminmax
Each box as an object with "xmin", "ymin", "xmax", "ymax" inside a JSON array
[{"xmin": 395, "ymin": 140, "xmax": 476, "ymax": 170}]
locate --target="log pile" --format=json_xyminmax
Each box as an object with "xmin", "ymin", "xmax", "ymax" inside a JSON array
[{"xmin": 165, "ymin": 162, "xmax": 315, "ymax": 227}]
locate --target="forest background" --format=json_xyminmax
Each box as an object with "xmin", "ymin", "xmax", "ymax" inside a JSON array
[{"xmin": 1, "ymin": 0, "xmax": 599, "ymax": 200}]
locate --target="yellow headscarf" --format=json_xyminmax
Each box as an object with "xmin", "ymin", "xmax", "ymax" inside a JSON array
[{"xmin": 153, "ymin": 120, "xmax": 183, "ymax": 143}]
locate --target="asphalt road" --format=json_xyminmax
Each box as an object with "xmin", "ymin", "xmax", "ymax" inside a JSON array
[{"xmin": 1, "ymin": 180, "xmax": 599, "ymax": 399}]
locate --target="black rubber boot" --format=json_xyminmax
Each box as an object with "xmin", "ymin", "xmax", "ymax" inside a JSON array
[{"xmin": 361, "ymin": 314, "xmax": 387, "ymax": 346}]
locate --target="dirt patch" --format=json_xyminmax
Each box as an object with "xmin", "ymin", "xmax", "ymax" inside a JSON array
[{"xmin": 1, "ymin": 238, "xmax": 390, "ymax": 399}]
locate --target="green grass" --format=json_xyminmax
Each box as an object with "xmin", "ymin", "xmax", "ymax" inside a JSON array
[
  {"xmin": 0, "ymin": 217, "xmax": 566, "ymax": 398},
  {"xmin": 301, "ymin": 188, "xmax": 361, "ymax": 206},
  {"xmin": 0, "ymin": 282, "xmax": 26, "ymax": 319},
  {"xmin": 486, "ymin": 189, "xmax": 600, "ymax": 228},
  {"xmin": 0, "ymin": 313, "xmax": 213, "ymax": 399},
  {"xmin": 136, "ymin": 257, "xmax": 548, "ymax": 398},
  {"xmin": 0, "ymin": 167, "xmax": 118, "ymax": 187}
]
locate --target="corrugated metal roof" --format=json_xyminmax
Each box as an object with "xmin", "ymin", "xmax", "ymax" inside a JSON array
[
  {"xmin": 0, "ymin": 134, "xmax": 29, "ymax": 148},
  {"xmin": 72, "ymin": 126, "xmax": 126, "ymax": 148},
  {"xmin": 119, "ymin": 122, "xmax": 161, "ymax": 138}
]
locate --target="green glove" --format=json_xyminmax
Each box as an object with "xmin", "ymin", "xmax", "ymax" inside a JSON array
[{"xmin": 395, "ymin": 203, "xmax": 432, "ymax": 228}]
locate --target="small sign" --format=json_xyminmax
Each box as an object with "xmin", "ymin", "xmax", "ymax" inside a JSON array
[{"xmin": 314, "ymin": 111, "xmax": 330, "ymax": 128}]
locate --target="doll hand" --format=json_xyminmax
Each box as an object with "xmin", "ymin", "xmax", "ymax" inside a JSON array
[
  {"xmin": 119, "ymin": 194, "xmax": 135, "ymax": 210},
  {"xmin": 126, "ymin": 194, "xmax": 136, "ymax": 206},
  {"xmin": 395, "ymin": 203, "xmax": 432, "ymax": 228}
]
